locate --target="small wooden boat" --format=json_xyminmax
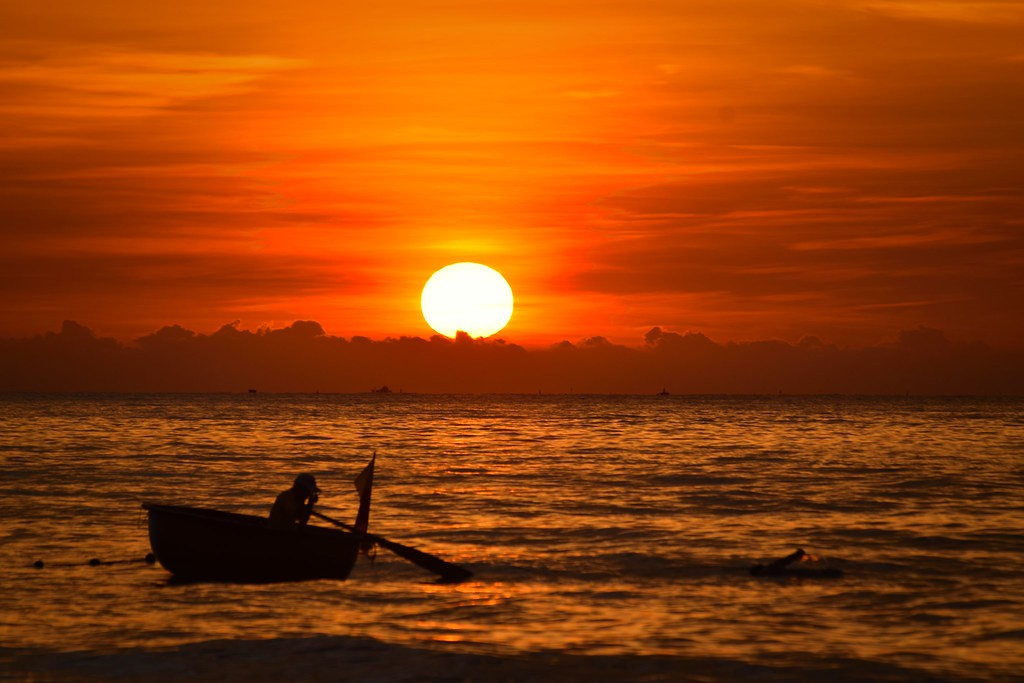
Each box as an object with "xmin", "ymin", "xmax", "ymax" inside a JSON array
[{"xmin": 142, "ymin": 503, "xmax": 361, "ymax": 582}]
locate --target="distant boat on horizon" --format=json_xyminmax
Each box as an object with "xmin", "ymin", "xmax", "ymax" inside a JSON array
[
  {"xmin": 657, "ymin": 388, "xmax": 670, "ymax": 396},
  {"xmin": 372, "ymin": 385, "xmax": 393, "ymax": 394}
]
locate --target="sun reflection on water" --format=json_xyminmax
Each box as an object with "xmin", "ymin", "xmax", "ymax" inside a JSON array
[{"xmin": 0, "ymin": 395, "xmax": 1021, "ymax": 679}]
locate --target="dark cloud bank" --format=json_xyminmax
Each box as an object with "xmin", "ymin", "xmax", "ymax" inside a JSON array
[{"xmin": 2, "ymin": 321, "xmax": 1021, "ymax": 395}]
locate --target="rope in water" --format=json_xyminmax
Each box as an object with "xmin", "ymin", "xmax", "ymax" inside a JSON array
[{"xmin": 32, "ymin": 554, "xmax": 157, "ymax": 569}]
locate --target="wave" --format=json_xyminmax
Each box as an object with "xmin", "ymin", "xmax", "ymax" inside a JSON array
[{"xmin": 0, "ymin": 634, "xmax": 1001, "ymax": 683}]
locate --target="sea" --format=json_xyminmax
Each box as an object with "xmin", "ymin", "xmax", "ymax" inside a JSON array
[{"xmin": 0, "ymin": 393, "xmax": 1021, "ymax": 682}]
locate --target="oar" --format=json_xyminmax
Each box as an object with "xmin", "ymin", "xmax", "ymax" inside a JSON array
[{"xmin": 311, "ymin": 510, "xmax": 473, "ymax": 583}]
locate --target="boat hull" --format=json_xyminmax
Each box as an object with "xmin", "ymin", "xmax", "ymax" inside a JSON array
[{"xmin": 142, "ymin": 503, "xmax": 360, "ymax": 582}]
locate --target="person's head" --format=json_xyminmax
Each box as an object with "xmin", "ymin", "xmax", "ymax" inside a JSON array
[{"xmin": 293, "ymin": 473, "xmax": 320, "ymax": 498}]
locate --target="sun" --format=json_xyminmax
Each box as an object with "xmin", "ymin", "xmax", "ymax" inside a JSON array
[{"xmin": 421, "ymin": 263, "xmax": 514, "ymax": 338}]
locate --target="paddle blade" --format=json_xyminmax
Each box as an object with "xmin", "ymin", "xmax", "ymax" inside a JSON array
[
  {"xmin": 374, "ymin": 536, "xmax": 473, "ymax": 583},
  {"xmin": 311, "ymin": 510, "xmax": 472, "ymax": 583}
]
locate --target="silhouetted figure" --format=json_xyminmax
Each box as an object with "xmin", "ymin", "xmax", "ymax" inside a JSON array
[
  {"xmin": 268, "ymin": 473, "xmax": 320, "ymax": 530},
  {"xmin": 750, "ymin": 548, "xmax": 843, "ymax": 578}
]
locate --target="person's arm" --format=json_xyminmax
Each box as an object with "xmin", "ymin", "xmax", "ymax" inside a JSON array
[{"xmin": 297, "ymin": 491, "xmax": 317, "ymax": 525}]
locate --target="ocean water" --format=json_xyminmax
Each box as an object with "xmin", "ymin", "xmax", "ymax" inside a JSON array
[{"xmin": 0, "ymin": 393, "xmax": 1022, "ymax": 682}]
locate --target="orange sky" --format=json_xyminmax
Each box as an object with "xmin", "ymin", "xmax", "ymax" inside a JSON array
[{"xmin": 2, "ymin": 1, "xmax": 1022, "ymax": 349}]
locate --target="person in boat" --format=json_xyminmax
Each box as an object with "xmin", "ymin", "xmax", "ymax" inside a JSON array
[
  {"xmin": 749, "ymin": 548, "xmax": 843, "ymax": 578},
  {"xmin": 268, "ymin": 473, "xmax": 320, "ymax": 530}
]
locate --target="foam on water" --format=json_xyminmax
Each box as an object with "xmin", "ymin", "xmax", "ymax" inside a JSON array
[{"xmin": 1, "ymin": 394, "xmax": 1022, "ymax": 681}]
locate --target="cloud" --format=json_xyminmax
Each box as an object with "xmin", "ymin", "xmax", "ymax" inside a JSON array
[
  {"xmin": 857, "ymin": 1, "xmax": 1024, "ymax": 24},
  {"xmin": 2, "ymin": 321, "xmax": 1020, "ymax": 395},
  {"xmin": 0, "ymin": 48, "xmax": 305, "ymax": 124}
]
